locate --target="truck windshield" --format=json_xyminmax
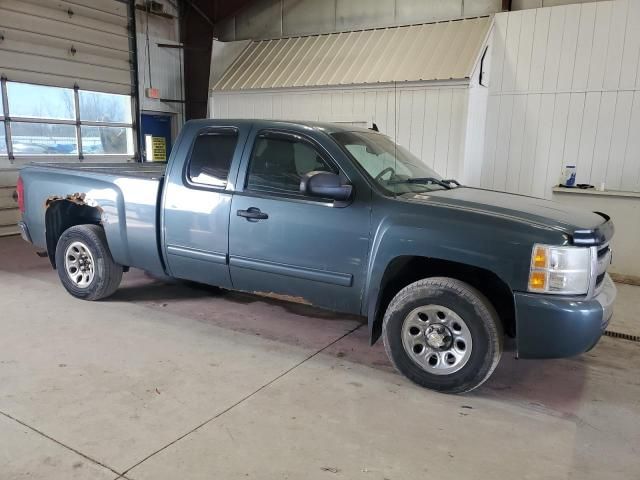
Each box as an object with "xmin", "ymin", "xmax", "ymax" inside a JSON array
[{"xmin": 331, "ymin": 131, "xmax": 455, "ymax": 194}]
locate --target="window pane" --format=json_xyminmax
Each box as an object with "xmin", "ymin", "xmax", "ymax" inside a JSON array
[
  {"xmin": 11, "ymin": 122, "xmax": 77, "ymax": 155},
  {"xmin": 0, "ymin": 128, "xmax": 6, "ymax": 155},
  {"xmin": 82, "ymin": 126, "xmax": 134, "ymax": 155},
  {"xmin": 332, "ymin": 131, "xmax": 446, "ymax": 194},
  {"xmin": 247, "ymin": 136, "xmax": 335, "ymax": 194},
  {"xmin": 188, "ymin": 131, "xmax": 238, "ymax": 187},
  {"xmin": 7, "ymin": 83, "xmax": 75, "ymax": 120},
  {"xmin": 79, "ymin": 90, "xmax": 132, "ymax": 124}
]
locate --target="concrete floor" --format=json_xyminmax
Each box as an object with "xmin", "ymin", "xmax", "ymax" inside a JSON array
[{"xmin": 0, "ymin": 235, "xmax": 639, "ymax": 480}]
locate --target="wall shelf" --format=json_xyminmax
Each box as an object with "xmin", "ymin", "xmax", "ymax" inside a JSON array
[{"xmin": 552, "ymin": 187, "xmax": 640, "ymax": 199}]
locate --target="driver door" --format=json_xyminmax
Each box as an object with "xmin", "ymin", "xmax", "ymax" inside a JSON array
[{"xmin": 228, "ymin": 129, "xmax": 371, "ymax": 314}]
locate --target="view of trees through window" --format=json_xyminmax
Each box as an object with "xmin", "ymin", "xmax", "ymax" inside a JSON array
[{"xmin": 0, "ymin": 82, "xmax": 134, "ymax": 157}]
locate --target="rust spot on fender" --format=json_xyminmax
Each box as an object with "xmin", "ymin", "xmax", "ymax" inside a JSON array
[
  {"xmin": 44, "ymin": 193, "xmax": 104, "ymax": 224},
  {"xmin": 251, "ymin": 291, "xmax": 313, "ymax": 306},
  {"xmin": 45, "ymin": 193, "xmax": 103, "ymax": 213},
  {"xmin": 45, "ymin": 192, "xmax": 88, "ymax": 208}
]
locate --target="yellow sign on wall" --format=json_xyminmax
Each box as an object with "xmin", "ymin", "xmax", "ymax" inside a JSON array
[{"xmin": 151, "ymin": 137, "xmax": 167, "ymax": 161}]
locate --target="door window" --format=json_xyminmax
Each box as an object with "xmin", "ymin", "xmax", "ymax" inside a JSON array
[
  {"xmin": 188, "ymin": 130, "xmax": 238, "ymax": 187},
  {"xmin": 246, "ymin": 134, "xmax": 336, "ymax": 196}
]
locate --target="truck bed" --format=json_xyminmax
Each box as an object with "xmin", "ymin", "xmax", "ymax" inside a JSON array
[
  {"xmin": 20, "ymin": 161, "xmax": 167, "ymax": 277},
  {"xmin": 33, "ymin": 162, "xmax": 166, "ymax": 180}
]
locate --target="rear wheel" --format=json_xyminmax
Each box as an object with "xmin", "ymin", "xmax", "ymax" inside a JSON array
[
  {"xmin": 382, "ymin": 277, "xmax": 503, "ymax": 394},
  {"xmin": 55, "ymin": 225, "xmax": 123, "ymax": 300}
]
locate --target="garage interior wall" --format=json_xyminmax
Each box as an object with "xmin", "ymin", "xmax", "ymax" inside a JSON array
[
  {"xmin": 211, "ymin": 17, "xmax": 490, "ymax": 180},
  {"xmin": 474, "ymin": 0, "xmax": 640, "ymax": 196},
  {"xmin": 213, "ymin": 85, "xmax": 470, "ymax": 179},
  {"xmin": 215, "ymin": 0, "xmax": 502, "ymax": 41},
  {"xmin": 214, "ymin": 0, "xmax": 605, "ymax": 42},
  {"xmin": 471, "ymin": 0, "xmax": 640, "ymax": 277},
  {"xmin": 136, "ymin": 1, "xmax": 185, "ymax": 138},
  {"xmin": 0, "ymin": 0, "xmax": 136, "ymax": 236}
]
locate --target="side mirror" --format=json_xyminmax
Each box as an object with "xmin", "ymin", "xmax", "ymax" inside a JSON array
[{"xmin": 300, "ymin": 171, "xmax": 352, "ymax": 201}]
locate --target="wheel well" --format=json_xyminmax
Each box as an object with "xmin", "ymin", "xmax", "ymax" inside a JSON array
[
  {"xmin": 45, "ymin": 200, "xmax": 102, "ymax": 268},
  {"xmin": 372, "ymin": 256, "xmax": 515, "ymax": 343}
]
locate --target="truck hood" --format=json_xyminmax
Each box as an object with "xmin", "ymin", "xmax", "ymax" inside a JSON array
[{"xmin": 401, "ymin": 187, "xmax": 613, "ymax": 245}]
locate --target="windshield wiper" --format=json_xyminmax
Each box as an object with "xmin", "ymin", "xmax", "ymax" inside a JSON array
[
  {"xmin": 442, "ymin": 179, "xmax": 461, "ymax": 187},
  {"xmin": 388, "ymin": 177, "xmax": 453, "ymax": 189}
]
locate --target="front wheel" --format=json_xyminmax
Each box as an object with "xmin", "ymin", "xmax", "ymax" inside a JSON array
[
  {"xmin": 382, "ymin": 277, "xmax": 503, "ymax": 394},
  {"xmin": 55, "ymin": 224, "xmax": 123, "ymax": 300}
]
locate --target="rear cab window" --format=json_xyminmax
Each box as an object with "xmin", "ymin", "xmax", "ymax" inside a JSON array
[{"xmin": 187, "ymin": 128, "xmax": 238, "ymax": 188}]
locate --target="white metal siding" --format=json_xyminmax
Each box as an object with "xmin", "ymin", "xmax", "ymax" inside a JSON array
[
  {"xmin": 474, "ymin": 0, "xmax": 640, "ymax": 198},
  {"xmin": 136, "ymin": 0, "xmax": 182, "ymax": 119},
  {"xmin": 211, "ymin": 84, "xmax": 469, "ymax": 179},
  {"xmin": 137, "ymin": 35, "xmax": 184, "ymax": 116}
]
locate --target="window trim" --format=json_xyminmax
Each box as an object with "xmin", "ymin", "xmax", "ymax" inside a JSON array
[
  {"xmin": 182, "ymin": 126, "xmax": 240, "ymax": 192},
  {"xmin": 1, "ymin": 77, "xmax": 12, "ymax": 159},
  {"xmin": 243, "ymin": 128, "xmax": 347, "ymax": 204},
  {"xmin": 0, "ymin": 79, "xmax": 136, "ymax": 160}
]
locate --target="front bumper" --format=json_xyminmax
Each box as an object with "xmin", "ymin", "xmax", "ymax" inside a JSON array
[
  {"xmin": 17, "ymin": 220, "xmax": 32, "ymax": 244},
  {"xmin": 514, "ymin": 274, "xmax": 616, "ymax": 359}
]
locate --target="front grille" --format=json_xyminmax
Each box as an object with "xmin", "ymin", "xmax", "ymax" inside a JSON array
[{"xmin": 593, "ymin": 243, "xmax": 611, "ymax": 293}]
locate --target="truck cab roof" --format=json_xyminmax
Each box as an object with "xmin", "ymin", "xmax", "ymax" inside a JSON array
[{"xmin": 184, "ymin": 118, "xmax": 378, "ymax": 136}]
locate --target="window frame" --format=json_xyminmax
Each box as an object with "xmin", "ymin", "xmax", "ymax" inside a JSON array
[
  {"xmin": 0, "ymin": 79, "xmax": 136, "ymax": 160},
  {"xmin": 182, "ymin": 126, "xmax": 240, "ymax": 192},
  {"xmin": 243, "ymin": 129, "xmax": 346, "ymax": 204},
  {"xmin": 0, "ymin": 78, "xmax": 11, "ymax": 158}
]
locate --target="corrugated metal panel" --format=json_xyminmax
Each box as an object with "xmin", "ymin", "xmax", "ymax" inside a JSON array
[
  {"xmin": 0, "ymin": 0, "xmax": 132, "ymax": 94},
  {"xmin": 213, "ymin": 17, "xmax": 490, "ymax": 91}
]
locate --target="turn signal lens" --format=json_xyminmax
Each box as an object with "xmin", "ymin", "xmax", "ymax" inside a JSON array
[
  {"xmin": 528, "ymin": 271, "xmax": 546, "ymax": 291},
  {"xmin": 533, "ymin": 246, "xmax": 547, "ymax": 268}
]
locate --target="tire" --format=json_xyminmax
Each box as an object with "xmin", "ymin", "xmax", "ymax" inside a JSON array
[
  {"xmin": 382, "ymin": 277, "xmax": 503, "ymax": 394},
  {"xmin": 55, "ymin": 224, "xmax": 123, "ymax": 301}
]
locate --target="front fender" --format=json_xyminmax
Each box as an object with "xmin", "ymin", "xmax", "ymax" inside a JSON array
[{"xmin": 363, "ymin": 209, "xmax": 566, "ymax": 343}]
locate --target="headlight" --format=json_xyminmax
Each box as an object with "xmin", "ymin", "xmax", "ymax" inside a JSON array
[{"xmin": 528, "ymin": 244, "xmax": 592, "ymax": 295}]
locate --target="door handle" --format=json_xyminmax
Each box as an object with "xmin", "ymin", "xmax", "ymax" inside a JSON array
[{"xmin": 237, "ymin": 207, "xmax": 269, "ymax": 222}]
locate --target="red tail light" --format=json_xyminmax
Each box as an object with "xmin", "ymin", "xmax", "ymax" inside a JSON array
[{"xmin": 16, "ymin": 176, "xmax": 25, "ymax": 213}]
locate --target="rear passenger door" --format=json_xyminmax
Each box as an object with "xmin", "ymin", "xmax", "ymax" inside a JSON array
[
  {"xmin": 163, "ymin": 126, "xmax": 246, "ymax": 288},
  {"xmin": 228, "ymin": 129, "xmax": 371, "ymax": 314}
]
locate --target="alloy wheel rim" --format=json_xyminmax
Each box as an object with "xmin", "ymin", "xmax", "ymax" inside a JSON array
[
  {"xmin": 64, "ymin": 241, "xmax": 95, "ymax": 288},
  {"xmin": 401, "ymin": 304, "xmax": 473, "ymax": 375}
]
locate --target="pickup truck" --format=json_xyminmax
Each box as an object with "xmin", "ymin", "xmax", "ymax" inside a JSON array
[{"xmin": 16, "ymin": 119, "xmax": 616, "ymax": 394}]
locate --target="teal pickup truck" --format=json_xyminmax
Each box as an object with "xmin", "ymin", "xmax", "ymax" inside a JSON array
[{"xmin": 16, "ymin": 119, "xmax": 616, "ymax": 393}]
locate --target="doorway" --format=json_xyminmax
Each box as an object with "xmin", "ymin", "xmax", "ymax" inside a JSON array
[{"xmin": 141, "ymin": 113, "xmax": 173, "ymax": 162}]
